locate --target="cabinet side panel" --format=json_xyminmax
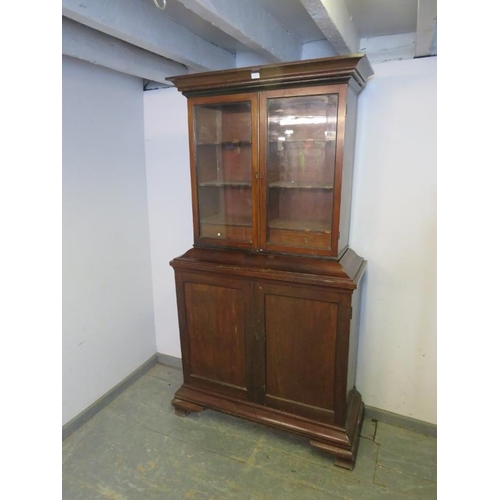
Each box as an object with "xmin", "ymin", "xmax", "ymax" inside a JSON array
[
  {"xmin": 346, "ymin": 281, "xmax": 362, "ymax": 395},
  {"xmin": 338, "ymin": 88, "xmax": 358, "ymax": 254},
  {"xmin": 184, "ymin": 282, "xmax": 247, "ymax": 389},
  {"xmin": 265, "ymin": 294, "xmax": 337, "ymax": 410}
]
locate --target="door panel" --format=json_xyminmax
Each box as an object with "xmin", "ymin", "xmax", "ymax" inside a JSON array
[
  {"xmin": 259, "ymin": 86, "xmax": 346, "ymax": 257},
  {"xmin": 189, "ymin": 93, "xmax": 259, "ymax": 250},
  {"xmin": 177, "ymin": 272, "xmax": 253, "ymax": 400},
  {"xmin": 255, "ymin": 283, "xmax": 342, "ymax": 423}
]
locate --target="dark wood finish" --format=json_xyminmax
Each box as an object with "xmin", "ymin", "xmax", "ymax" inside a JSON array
[
  {"xmin": 174, "ymin": 271, "xmax": 254, "ymax": 401},
  {"xmin": 311, "ymin": 389, "xmax": 365, "ymax": 470},
  {"xmin": 172, "ymin": 383, "xmax": 364, "ymax": 470},
  {"xmin": 338, "ymin": 87, "xmax": 359, "ymax": 255},
  {"xmin": 184, "ymin": 282, "xmax": 246, "ymax": 387},
  {"xmin": 256, "ymin": 283, "xmax": 339, "ymax": 421},
  {"xmin": 259, "ymin": 85, "xmax": 344, "ymax": 257},
  {"xmin": 182, "ymin": 58, "xmax": 373, "ymax": 259},
  {"xmin": 171, "ymin": 249, "xmax": 366, "ymax": 467},
  {"xmin": 346, "ymin": 286, "xmax": 361, "ymax": 397},
  {"xmin": 331, "ymin": 86, "xmax": 347, "ymax": 257},
  {"xmin": 169, "ymin": 55, "xmax": 373, "ymax": 469},
  {"xmin": 188, "ymin": 93, "xmax": 260, "ymax": 250},
  {"xmin": 172, "ymin": 247, "xmax": 364, "ymax": 288},
  {"xmin": 171, "ymin": 398, "xmax": 204, "ymax": 416},
  {"xmin": 168, "ymin": 54, "xmax": 373, "ymax": 96}
]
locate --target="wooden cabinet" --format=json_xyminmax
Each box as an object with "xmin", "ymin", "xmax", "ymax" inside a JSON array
[{"xmin": 169, "ymin": 54, "xmax": 373, "ymax": 470}]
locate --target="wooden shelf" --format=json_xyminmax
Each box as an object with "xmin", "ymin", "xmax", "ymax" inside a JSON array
[
  {"xmin": 201, "ymin": 214, "xmax": 252, "ymax": 227},
  {"xmin": 197, "ymin": 141, "xmax": 252, "ymax": 147},
  {"xmin": 268, "ymin": 181, "xmax": 333, "ymax": 190},
  {"xmin": 268, "ymin": 218, "xmax": 331, "ymax": 233},
  {"xmin": 199, "ymin": 180, "xmax": 252, "ymax": 188},
  {"xmin": 268, "ymin": 139, "xmax": 335, "ymax": 144}
]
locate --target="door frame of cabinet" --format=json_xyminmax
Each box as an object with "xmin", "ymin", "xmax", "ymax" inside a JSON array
[
  {"xmin": 258, "ymin": 84, "xmax": 348, "ymax": 257},
  {"xmin": 188, "ymin": 85, "xmax": 348, "ymax": 257},
  {"xmin": 188, "ymin": 92, "xmax": 260, "ymax": 250},
  {"xmin": 174, "ymin": 270, "xmax": 258, "ymax": 401},
  {"xmin": 254, "ymin": 280, "xmax": 352, "ymax": 426}
]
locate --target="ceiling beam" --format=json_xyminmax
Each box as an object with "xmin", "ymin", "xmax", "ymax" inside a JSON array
[
  {"xmin": 176, "ymin": 0, "xmax": 301, "ymax": 63},
  {"xmin": 360, "ymin": 33, "xmax": 416, "ymax": 64},
  {"xmin": 415, "ymin": 0, "xmax": 437, "ymax": 57},
  {"xmin": 62, "ymin": 0, "xmax": 235, "ymax": 72},
  {"xmin": 62, "ymin": 17, "xmax": 187, "ymax": 85},
  {"xmin": 299, "ymin": 0, "xmax": 359, "ymax": 55}
]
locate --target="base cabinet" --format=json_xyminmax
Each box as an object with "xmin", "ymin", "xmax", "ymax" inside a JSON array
[{"xmin": 170, "ymin": 247, "xmax": 365, "ymax": 469}]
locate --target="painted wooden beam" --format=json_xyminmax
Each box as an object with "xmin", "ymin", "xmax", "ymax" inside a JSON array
[
  {"xmin": 62, "ymin": 0, "xmax": 235, "ymax": 72},
  {"xmin": 62, "ymin": 17, "xmax": 187, "ymax": 85},
  {"xmin": 360, "ymin": 33, "xmax": 416, "ymax": 64},
  {"xmin": 299, "ymin": 0, "xmax": 359, "ymax": 55},
  {"xmin": 415, "ymin": 0, "xmax": 437, "ymax": 57},
  {"xmin": 301, "ymin": 40, "xmax": 336, "ymax": 60},
  {"xmin": 176, "ymin": 0, "xmax": 301, "ymax": 63}
]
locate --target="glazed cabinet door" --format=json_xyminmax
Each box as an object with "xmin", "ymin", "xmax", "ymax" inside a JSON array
[
  {"xmin": 255, "ymin": 282, "xmax": 350, "ymax": 425},
  {"xmin": 175, "ymin": 271, "xmax": 254, "ymax": 401},
  {"xmin": 259, "ymin": 86, "xmax": 346, "ymax": 257},
  {"xmin": 190, "ymin": 93, "xmax": 259, "ymax": 249}
]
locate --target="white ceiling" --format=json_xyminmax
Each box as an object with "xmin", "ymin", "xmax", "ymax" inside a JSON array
[{"xmin": 62, "ymin": 0, "xmax": 437, "ymax": 86}]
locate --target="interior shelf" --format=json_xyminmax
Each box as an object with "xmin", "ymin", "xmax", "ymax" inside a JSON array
[
  {"xmin": 268, "ymin": 139, "xmax": 335, "ymax": 144},
  {"xmin": 268, "ymin": 218, "xmax": 331, "ymax": 233},
  {"xmin": 199, "ymin": 180, "xmax": 252, "ymax": 187},
  {"xmin": 201, "ymin": 214, "xmax": 252, "ymax": 227},
  {"xmin": 268, "ymin": 181, "xmax": 333, "ymax": 189},
  {"xmin": 197, "ymin": 141, "xmax": 252, "ymax": 147}
]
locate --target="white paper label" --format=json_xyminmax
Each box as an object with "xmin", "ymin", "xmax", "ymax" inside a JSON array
[{"xmin": 251, "ymin": 71, "xmax": 260, "ymax": 79}]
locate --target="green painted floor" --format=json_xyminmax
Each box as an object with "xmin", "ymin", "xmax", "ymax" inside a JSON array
[{"xmin": 62, "ymin": 363, "xmax": 437, "ymax": 499}]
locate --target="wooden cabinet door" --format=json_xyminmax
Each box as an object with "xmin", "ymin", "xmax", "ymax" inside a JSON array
[
  {"xmin": 255, "ymin": 282, "xmax": 351, "ymax": 425},
  {"xmin": 189, "ymin": 93, "xmax": 259, "ymax": 250},
  {"xmin": 175, "ymin": 271, "xmax": 255, "ymax": 401},
  {"xmin": 259, "ymin": 85, "xmax": 346, "ymax": 257}
]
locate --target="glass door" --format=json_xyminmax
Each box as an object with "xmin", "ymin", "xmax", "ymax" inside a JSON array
[
  {"xmin": 260, "ymin": 88, "xmax": 341, "ymax": 255},
  {"xmin": 191, "ymin": 94, "xmax": 258, "ymax": 249}
]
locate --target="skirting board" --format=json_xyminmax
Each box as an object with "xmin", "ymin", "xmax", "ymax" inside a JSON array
[
  {"xmin": 364, "ymin": 406, "xmax": 437, "ymax": 438},
  {"xmin": 62, "ymin": 354, "xmax": 158, "ymax": 441},
  {"xmin": 157, "ymin": 352, "xmax": 182, "ymax": 370}
]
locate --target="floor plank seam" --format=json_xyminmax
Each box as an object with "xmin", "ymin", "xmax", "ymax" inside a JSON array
[
  {"xmin": 264, "ymin": 443, "xmax": 339, "ymax": 473},
  {"xmin": 371, "ymin": 440, "xmax": 381, "ymax": 485},
  {"xmin": 136, "ymin": 421, "xmax": 173, "ymax": 440},
  {"xmin": 165, "ymin": 431, "xmax": 249, "ymax": 465},
  {"xmin": 146, "ymin": 373, "xmax": 180, "ymax": 385},
  {"xmin": 373, "ymin": 463, "xmax": 437, "ymax": 483}
]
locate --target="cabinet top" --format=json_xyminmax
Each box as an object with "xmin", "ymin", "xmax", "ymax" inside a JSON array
[
  {"xmin": 170, "ymin": 247, "xmax": 366, "ymax": 290},
  {"xmin": 168, "ymin": 54, "xmax": 373, "ymax": 96}
]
